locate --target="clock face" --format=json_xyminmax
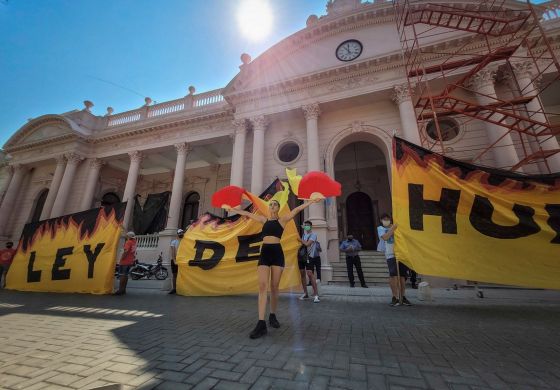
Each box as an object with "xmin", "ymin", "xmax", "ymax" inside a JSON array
[{"xmin": 336, "ymin": 40, "xmax": 363, "ymax": 62}]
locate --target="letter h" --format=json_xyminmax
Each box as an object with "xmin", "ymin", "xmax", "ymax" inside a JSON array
[{"xmin": 408, "ymin": 184, "xmax": 460, "ymax": 234}]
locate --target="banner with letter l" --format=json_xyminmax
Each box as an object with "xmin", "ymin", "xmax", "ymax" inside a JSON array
[{"xmin": 7, "ymin": 203, "xmax": 126, "ymax": 294}]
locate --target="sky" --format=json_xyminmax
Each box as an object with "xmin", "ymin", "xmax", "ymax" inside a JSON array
[
  {"xmin": 0, "ymin": 0, "xmax": 325, "ymax": 146},
  {"xmin": 0, "ymin": 0, "xmax": 549, "ymax": 147}
]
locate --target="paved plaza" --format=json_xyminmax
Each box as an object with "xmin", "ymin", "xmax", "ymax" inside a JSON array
[{"xmin": 1, "ymin": 284, "xmax": 560, "ymax": 390}]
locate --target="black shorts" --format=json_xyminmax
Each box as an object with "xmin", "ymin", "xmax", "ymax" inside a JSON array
[
  {"xmin": 298, "ymin": 260, "xmax": 306, "ymax": 270},
  {"xmin": 307, "ymin": 256, "xmax": 320, "ymax": 271},
  {"xmin": 171, "ymin": 261, "xmax": 178, "ymax": 274},
  {"xmin": 258, "ymin": 244, "xmax": 285, "ymax": 267},
  {"xmin": 386, "ymin": 257, "xmax": 410, "ymax": 277}
]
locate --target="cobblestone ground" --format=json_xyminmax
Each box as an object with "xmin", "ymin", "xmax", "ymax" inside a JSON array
[{"xmin": 0, "ymin": 285, "xmax": 560, "ymax": 390}]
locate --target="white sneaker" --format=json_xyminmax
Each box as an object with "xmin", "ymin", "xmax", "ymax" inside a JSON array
[
  {"xmin": 313, "ymin": 295, "xmax": 320, "ymax": 303},
  {"xmin": 316, "ymin": 279, "xmax": 321, "ymax": 284},
  {"xmin": 299, "ymin": 294, "xmax": 309, "ymax": 300}
]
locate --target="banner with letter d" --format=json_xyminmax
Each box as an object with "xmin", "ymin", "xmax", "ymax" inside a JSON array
[
  {"xmin": 7, "ymin": 204, "xmax": 126, "ymax": 294},
  {"xmin": 176, "ymin": 180, "xmax": 301, "ymax": 296}
]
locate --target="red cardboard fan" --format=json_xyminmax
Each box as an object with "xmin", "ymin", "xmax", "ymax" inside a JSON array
[
  {"xmin": 211, "ymin": 185, "xmax": 246, "ymax": 209},
  {"xmin": 298, "ymin": 171, "xmax": 341, "ymax": 199}
]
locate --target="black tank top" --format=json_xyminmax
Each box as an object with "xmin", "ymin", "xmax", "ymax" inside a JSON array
[{"xmin": 262, "ymin": 219, "xmax": 284, "ymax": 239}]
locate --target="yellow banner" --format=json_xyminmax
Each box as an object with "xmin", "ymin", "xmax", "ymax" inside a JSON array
[
  {"xmin": 177, "ymin": 181, "xmax": 301, "ymax": 296},
  {"xmin": 7, "ymin": 204, "xmax": 125, "ymax": 294},
  {"xmin": 392, "ymin": 137, "xmax": 560, "ymax": 289}
]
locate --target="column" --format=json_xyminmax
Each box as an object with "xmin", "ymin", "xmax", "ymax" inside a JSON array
[
  {"xmin": 230, "ymin": 119, "xmax": 247, "ymax": 187},
  {"xmin": 122, "ymin": 151, "xmax": 143, "ymax": 230},
  {"xmin": 468, "ymin": 69, "xmax": 521, "ymax": 170},
  {"xmin": 0, "ymin": 164, "xmax": 27, "ymax": 236},
  {"xmin": 40, "ymin": 155, "xmax": 67, "ymax": 219},
  {"xmin": 302, "ymin": 103, "xmax": 325, "ymax": 223},
  {"xmin": 0, "ymin": 165, "xmax": 14, "ymax": 204},
  {"xmin": 80, "ymin": 158, "xmax": 105, "ymax": 211},
  {"xmin": 250, "ymin": 116, "xmax": 268, "ymax": 194},
  {"xmin": 166, "ymin": 143, "xmax": 191, "ymax": 231},
  {"xmin": 393, "ymin": 84, "xmax": 422, "ymax": 145},
  {"xmin": 512, "ymin": 61, "xmax": 560, "ymax": 173},
  {"xmin": 50, "ymin": 153, "xmax": 83, "ymax": 218}
]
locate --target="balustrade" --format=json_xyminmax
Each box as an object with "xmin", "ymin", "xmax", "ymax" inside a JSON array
[{"xmin": 106, "ymin": 88, "xmax": 226, "ymax": 128}]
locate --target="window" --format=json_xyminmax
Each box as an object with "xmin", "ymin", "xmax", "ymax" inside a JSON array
[
  {"xmin": 101, "ymin": 192, "xmax": 120, "ymax": 207},
  {"xmin": 426, "ymin": 119, "xmax": 460, "ymax": 142},
  {"xmin": 30, "ymin": 189, "xmax": 49, "ymax": 222},
  {"xmin": 277, "ymin": 141, "xmax": 301, "ymax": 164},
  {"xmin": 181, "ymin": 192, "xmax": 200, "ymax": 228}
]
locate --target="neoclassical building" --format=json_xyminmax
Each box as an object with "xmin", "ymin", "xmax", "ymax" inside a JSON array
[{"xmin": 1, "ymin": 0, "xmax": 559, "ymax": 284}]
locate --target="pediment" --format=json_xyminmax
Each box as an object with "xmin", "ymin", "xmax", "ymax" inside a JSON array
[
  {"xmin": 19, "ymin": 124, "xmax": 72, "ymax": 144},
  {"xmin": 223, "ymin": 0, "xmax": 538, "ymax": 99},
  {"xmin": 3, "ymin": 115, "xmax": 89, "ymax": 151},
  {"xmin": 224, "ymin": 3, "xmax": 400, "ymax": 96}
]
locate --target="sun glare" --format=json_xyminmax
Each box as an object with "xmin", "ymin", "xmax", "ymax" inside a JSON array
[{"xmin": 237, "ymin": 0, "xmax": 273, "ymax": 42}]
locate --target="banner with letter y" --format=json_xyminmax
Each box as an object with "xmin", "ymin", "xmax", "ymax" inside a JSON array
[
  {"xmin": 7, "ymin": 203, "xmax": 126, "ymax": 294},
  {"xmin": 392, "ymin": 137, "xmax": 560, "ymax": 289}
]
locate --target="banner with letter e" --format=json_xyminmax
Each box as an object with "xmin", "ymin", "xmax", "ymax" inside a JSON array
[
  {"xmin": 7, "ymin": 203, "xmax": 126, "ymax": 294},
  {"xmin": 176, "ymin": 179, "xmax": 301, "ymax": 296},
  {"xmin": 392, "ymin": 137, "xmax": 560, "ymax": 289}
]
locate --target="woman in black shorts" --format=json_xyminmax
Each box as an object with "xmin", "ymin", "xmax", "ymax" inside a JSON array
[{"xmin": 227, "ymin": 198, "xmax": 319, "ymax": 339}]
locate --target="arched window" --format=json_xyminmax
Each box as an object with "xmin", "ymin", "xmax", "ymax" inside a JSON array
[
  {"xmin": 181, "ymin": 192, "xmax": 200, "ymax": 228},
  {"xmin": 101, "ymin": 192, "xmax": 120, "ymax": 207},
  {"xmin": 30, "ymin": 189, "xmax": 49, "ymax": 223}
]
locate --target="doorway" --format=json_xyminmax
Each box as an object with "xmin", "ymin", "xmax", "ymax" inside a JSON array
[{"xmin": 334, "ymin": 141, "xmax": 391, "ymax": 250}]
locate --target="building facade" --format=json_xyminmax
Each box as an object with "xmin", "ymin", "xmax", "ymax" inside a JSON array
[{"xmin": 1, "ymin": 0, "xmax": 560, "ymax": 283}]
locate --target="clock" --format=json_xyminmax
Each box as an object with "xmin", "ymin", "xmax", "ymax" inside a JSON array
[{"xmin": 336, "ymin": 39, "xmax": 363, "ymax": 62}]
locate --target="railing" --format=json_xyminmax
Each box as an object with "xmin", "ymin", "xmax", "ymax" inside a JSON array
[
  {"xmin": 193, "ymin": 89, "xmax": 225, "ymax": 107},
  {"xmin": 147, "ymin": 98, "xmax": 185, "ymax": 118},
  {"xmin": 107, "ymin": 111, "xmax": 142, "ymax": 127},
  {"xmin": 106, "ymin": 88, "xmax": 226, "ymax": 127},
  {"xmin": 537, "ymin": 0, "xmax": 560, "ymax": 21},
  {"xmin": 135, "ymin": 234, "xmax": 159, "ymax": 250}
]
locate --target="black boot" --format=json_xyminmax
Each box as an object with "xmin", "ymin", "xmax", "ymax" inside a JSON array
[
  {"xmin": 268, "ymin": 313, "xmax": 280, "ymax": 329},
  {"xmin": 249, "ymin": 320, "xmax": 267, "ymax": 339}
]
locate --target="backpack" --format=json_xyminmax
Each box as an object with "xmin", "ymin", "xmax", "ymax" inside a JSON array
[
  {"xmin": 316, "ymin": 240, "xmax": 322, "ymax": 253},
  {"xmin": 297, "ymin": 245, "xmax": 308, "ymax": 262}
]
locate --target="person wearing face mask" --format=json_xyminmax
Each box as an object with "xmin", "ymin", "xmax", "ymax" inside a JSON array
[
  {"xmin": 377, "ymin": 213, "xmax": 412, "ymax": 306},
  {"xmin": 168, "ymin": 228, "xmax": 185, "ymax": 295},
  {"xmin": 302, "ymin": 221, "xmax": 322, "ymax": 283},
  {"xmin": 300, "ymin": 220, "xmax": 320, "ymax": 303},
  {"xmin": 339, "ymin": 234, "xmax": 367, "ymax": 288}
]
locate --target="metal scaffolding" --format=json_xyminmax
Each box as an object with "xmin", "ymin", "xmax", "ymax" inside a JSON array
[{"xmin": 393, "ymin": 0, "xmax": 560, "ymax": 172}]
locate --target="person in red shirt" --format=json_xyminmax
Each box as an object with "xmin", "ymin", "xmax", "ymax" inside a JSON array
[
  {"xmin": 114, "ymin": 232, "xmax": 137, "ymax": 295},
  {"xmin": 0, "ymin": 242, "xmax": 16, "ymax": 289}
]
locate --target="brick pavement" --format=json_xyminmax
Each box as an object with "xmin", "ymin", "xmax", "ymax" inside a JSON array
[{"xmin": 0, "ymin": 286, "xmax": 559, "ymax": 390}]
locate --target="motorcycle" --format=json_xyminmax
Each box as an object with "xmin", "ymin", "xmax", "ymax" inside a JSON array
[{"xmin": 129, "ymin": 253, "xmax": 169, "ymax": 280}]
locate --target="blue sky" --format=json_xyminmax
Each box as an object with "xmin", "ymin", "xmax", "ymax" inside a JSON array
[
  {"xmin": 0, "ymin": 0, "xmax": 549, "ymax": 147},
  {"xmin": 0, "ymin": 0, "xmax": 325, "ymax": 146}
]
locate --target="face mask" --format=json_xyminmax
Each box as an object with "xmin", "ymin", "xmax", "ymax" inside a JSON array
[
  {"xmin": 178, "ymin": 235, "xmax": 184, "ymax": 239},
  {"xmin": 347, "ymin": 237, "xmax": 353, "ymax": 241},
  {"xmin": 382, "ymin": 220, "xmax": 390, "ymax": 227},
  {"xmin": 303, "ymin": 225, "xmax": 311, "ymax": 231}
]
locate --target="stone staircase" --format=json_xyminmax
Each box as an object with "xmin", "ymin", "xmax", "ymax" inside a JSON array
[{"xmin": 330, "ymin": 250, "xmax": 389, "ymax": 285}]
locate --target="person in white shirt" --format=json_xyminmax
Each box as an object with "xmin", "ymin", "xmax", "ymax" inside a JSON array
[
  {"xmin": 301, "ymin": 220, "xmax": 320, "ymax": 303},
  {"xmin": 377, "ymin": 213, "xmax": 412, "ymax": 307}
]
